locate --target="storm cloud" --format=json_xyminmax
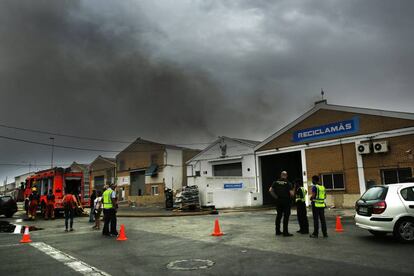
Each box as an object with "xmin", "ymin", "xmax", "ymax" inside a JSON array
[{"xmin": 1, "ymin": 0, "xmax": 414, "ymax": 181}]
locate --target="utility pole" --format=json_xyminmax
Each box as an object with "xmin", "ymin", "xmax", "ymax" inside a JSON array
[{"xmin": 50, "ymin": 137, "xmax": 55, "ymax": 169}]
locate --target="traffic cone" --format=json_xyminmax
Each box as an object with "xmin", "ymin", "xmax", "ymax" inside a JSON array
[
  {"xmin": 117, "ymin": 224, "xmax": 128, "ymax": 241},
  {"xmin": 335, "ymin": 216, "xmax": 344, "ymax": 232},
  {"xmin": 211, "ymin": 218, "xmax": 224, "ymax": 236},
  {"xmin": 20, "ymin": 226, "xmax": 32, "ymax": 243}
]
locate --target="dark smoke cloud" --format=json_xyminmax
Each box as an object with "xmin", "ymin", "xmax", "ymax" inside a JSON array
[{"xmin": 1, "ymin": 0, "xmax": 414, "ymax": 181}]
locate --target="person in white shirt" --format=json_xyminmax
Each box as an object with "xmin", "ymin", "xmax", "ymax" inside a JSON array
[{"xmin": 93, "ymin": 190, "xmax": 103, "ymax": 230}]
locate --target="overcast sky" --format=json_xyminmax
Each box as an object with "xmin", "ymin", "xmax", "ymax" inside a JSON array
[{"xmin": 1, "ymin": 0, "xmax": 414, "ymax": 183}]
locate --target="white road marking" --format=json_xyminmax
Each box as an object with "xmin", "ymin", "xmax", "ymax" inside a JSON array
[
  {"xmin": 15, "ymin": 219, "xmax": 23, "ymax": 223},
  {"xmin": 30, "ymin": 242, "xmax": 111, "ymax": 276},
  {"xmin": 13, "ymin": 224, "xmax": 22, "ymax": 234},
  {"xmin": 0, "ymin": 244, "xmax": 20, "ymax": 248}
]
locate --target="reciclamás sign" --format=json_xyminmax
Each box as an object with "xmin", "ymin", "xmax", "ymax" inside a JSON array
[{"xmin": 293, "ymin": 117, "xmax": 359, "ymax": 142}]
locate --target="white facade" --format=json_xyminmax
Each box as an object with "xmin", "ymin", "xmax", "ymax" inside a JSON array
[
  {"xmin": 15, "ymin": 172, "xmax": 34, "ymax": 188},
  {"xmin": 163, "ymin": 148, "xmax": 183, "ymax": 191},
  {"xmin": 187, "ymin": 137, "xmax": 262, "ymax": 208}
]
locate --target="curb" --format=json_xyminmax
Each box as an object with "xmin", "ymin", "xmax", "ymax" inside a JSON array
[{"xmin": 116, "ymin": 210, "xmax": 212, "ymax": 218}]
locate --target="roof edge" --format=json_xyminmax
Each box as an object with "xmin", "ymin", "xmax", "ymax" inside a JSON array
[{"xmin": 255, "ymin": 101, "xmax": 414, "ymax": 151}]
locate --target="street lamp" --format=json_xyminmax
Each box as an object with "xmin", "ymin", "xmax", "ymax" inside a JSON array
[{"xmin": 50, "ymin": 137, "xmax": 55, "ymax": 168}]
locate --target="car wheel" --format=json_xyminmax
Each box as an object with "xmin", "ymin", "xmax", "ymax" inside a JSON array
[
  {"xmin": 5, "ymin": 212, "xmax": 14, "ymax": 218},
  {"xmin": 394, "ymin": 218, "xmax": 414, "ymax": 243},
  {"xmin": 368, "ymin": 230, "xmax": 387, "ymax": 237}
]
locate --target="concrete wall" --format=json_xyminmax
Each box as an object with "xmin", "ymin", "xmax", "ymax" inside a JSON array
[{"xmin": 164, "ymin": 148, "xmax": 183, "ymax": 191}]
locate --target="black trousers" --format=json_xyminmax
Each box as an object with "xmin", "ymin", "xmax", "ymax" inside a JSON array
[
  {"xmin": 103, "ymin": 208, "xmax": 118, "ymax": 235},
  {"xmin": 296, "ymin": 202, "xmax": 309, "ymax": 233},
  {"xmin": 312, "ymin": 204, "xmax": 327, "ymax": 236},
  {"xmin": 64, "ymin": 208, "xmax": 74, "ymax": 230},
  {"xmin": 275, "ymin": 201, "xmax": 291, "ymax": 234}
]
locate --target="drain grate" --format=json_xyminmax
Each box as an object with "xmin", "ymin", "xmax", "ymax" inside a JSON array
[{"xmin": 167, "ymin": 259, "xmax": 215, "ymax": 271}]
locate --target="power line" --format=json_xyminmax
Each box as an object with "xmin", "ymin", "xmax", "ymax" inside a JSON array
[
  {"xmin": 0, "ymin": 134, "xmax": 215, "ymax": 153},
  {"xmin": 0, "ymin": 122, "xmax": 213, "ymax": 146},
  {"xmin": 0, "ymin": 163, "xmax": 71, "ymax": 167}
]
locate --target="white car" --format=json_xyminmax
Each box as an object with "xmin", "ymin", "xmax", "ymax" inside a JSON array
[{"xmin": 355, "ymin": 183, "xmax": 414, "ymax": 243}]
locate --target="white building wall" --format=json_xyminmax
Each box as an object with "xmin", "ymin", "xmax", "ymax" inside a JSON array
[
  {"xmin": 15, "ymin": 172, "xmax": 34, "ymax": 188},
  {"xmin": 164, "ymin": 148, "xmax": 184, "ymax": 191},
  {"xmin": 187, "ymin": 138, "xmax": 261, "ymax": 208}
]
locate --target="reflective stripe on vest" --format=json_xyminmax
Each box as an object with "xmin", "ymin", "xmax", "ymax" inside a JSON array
[
  {"xmin": 315, "ymin": 184, "xmax": 326, "ymax": 208},
  {"xmin": 103, "ymin": 189, "xmax": 113, "ymax": 209},
  {"xmin": 295, "ymin": 187, "xmax": 307, "ymax": 202}
]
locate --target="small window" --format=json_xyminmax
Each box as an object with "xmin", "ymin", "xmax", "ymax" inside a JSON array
[
  {"xmin": 151, "ymin": 186, "xmax": 159, "ymax": 195},
  {"xmin": 400, "ymin": 187, "xmax": 414, "ymax": 201},
  {"xmin": 195, "ymin": 171, "xmax": 201, "ymax": 177},
  {"xmin": 381, "ymin": 168, "xmax": 412, "ymax": 184},
  {"xmin": 321, "ymin": 173, "xmax": 345, "ymax": 190},
  {"xmin": 213, "ymin": 162, "xmax": 242, "ymax": 177}
]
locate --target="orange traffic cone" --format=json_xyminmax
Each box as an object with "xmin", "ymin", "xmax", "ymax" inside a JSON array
[
  {"xmin": 335, "ymin": 216, "xmax": 344, "ymax": 232},
  {"xmin": 211, "ymin": 218, "xmax": 224, "ymax": 236},
  {"xmin": 117, "ymin": 224, "xmax": 128, "ymax": 241},
  {"xmin": 20, "ymin": 226, "xmax": 32, "ymax": 243}
]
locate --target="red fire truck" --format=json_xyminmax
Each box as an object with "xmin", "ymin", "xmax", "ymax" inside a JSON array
[{"xmin": 24, "ymin": 167, "xmax": 88, "ymax": 215}]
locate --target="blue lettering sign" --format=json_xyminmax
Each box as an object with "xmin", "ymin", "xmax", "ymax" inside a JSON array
[
  {"xmin": 224, "ymin": 183, "xmax": 243, "ymax": 189},
  {"xmin": 293, "ymin": 117, "xmax": 359, "ymax": 142}
]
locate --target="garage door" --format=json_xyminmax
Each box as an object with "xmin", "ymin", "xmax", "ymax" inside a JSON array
[
  {"xmin": 94, "ymin": 175, "xmax": 105, "ymax": 192},
  {"xmin": 130, "ymin": 171, "xmax": 145, "ymax": 196}
]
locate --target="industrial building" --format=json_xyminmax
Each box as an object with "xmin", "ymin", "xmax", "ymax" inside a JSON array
[
  {"xmin": 186, "ymin": 137, "xmax": 261, "ymax": 208},
  {"xmin": 255, "ymin": 100, "xmax": 414, "ymax": 207}
]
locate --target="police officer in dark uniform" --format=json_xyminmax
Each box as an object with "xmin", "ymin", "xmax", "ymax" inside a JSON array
[
  {"xmin": 294, "ymin": 179, "xmax": 309, "ymax": 234},
  {"xmin": 269, "ymin": 171, "xmax": 294, "ymax": 237}
]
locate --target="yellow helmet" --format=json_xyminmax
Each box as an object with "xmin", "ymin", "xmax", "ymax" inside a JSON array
[{"xmin": 32, "ymin": 187, "xmax": 37, "ymax": 192}]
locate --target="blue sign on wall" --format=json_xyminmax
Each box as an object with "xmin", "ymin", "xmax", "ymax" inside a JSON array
[
  {"xmin": 293, "ymin": 117, "xmax": 360, "ymax": 143},
  {"xmin": 224, "ymin": 183, "xmax": 243, "ymax": 189}
]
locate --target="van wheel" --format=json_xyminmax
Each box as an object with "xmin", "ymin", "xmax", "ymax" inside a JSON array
[
  {"xmin": 394, "ymin": 218, "xmax": 414, "ymax": 243},
  {"xmin": 368, "ymin": 230, "xmax": 387, "ymax": 237}
]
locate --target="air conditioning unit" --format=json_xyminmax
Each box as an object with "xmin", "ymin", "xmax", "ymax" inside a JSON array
[
  {"xmin": 373, "ymin": 141, "xmax": 389, "ymax": 153},
  {"xmin": 356, "ymin": 143, "xmax": 371, "ymax": 154}
]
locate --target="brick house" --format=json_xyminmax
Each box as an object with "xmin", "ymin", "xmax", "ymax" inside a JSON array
[
  {"xmin": 255, "ymin": 100, "xmax": 414, "ymax": 207},
  {"xmin": 89, "ymin": 156, "xmax": 116, "ymax": 193},
  {"xmin": 116, "ymin": 138, "xmax": 200, "ymax": 206}
]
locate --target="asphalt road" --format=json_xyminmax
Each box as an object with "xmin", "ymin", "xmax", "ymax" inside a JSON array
[{"xmin": 0, "ymin": 210, "xmax": 412, "ymax": 276}]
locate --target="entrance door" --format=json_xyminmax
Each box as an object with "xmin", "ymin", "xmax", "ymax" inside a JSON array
[
  {"xmin": 94, "ymin": 175, "xmax": 105, "ymax": 192},
  {"xmin": 130, "ymin": 171, "xmax": 145, "ymax": 196},
  {"xmin": 260, "ymin": 151, "xmax": 303, "ymax": 205}
]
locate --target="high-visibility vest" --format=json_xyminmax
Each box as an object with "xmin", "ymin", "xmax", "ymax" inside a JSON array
[
  {"xmin": 103, "ymin": 189, "xmax": 113, "ymax": 209},
  {"xmin": 314, "ymin": 184, "xmax": 326, "ymax": 208},
  {"xmin": 296, "ymin": 187, "xmax": 307, "ymax": 203}
]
